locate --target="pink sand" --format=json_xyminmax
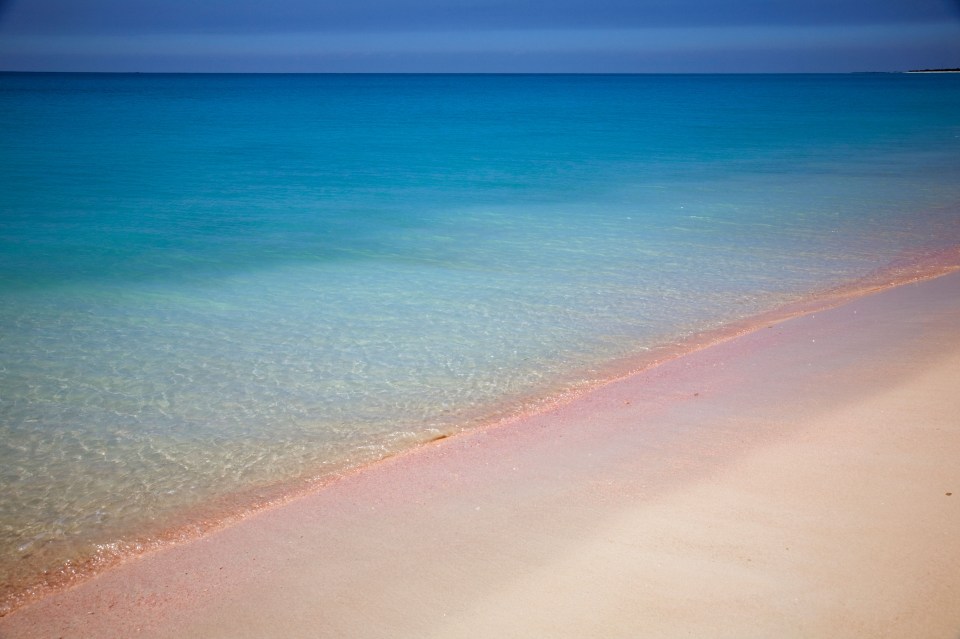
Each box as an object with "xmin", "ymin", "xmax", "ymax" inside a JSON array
[{"xmin": 2, "ymin": 272, "xmax": 960, "ymax": 638}]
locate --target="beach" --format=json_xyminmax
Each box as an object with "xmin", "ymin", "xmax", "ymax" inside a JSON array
[
  {"xmin": 2, "ymin": 268, "xmax": 958, "ymax": 637},
  {"xmin": 4, "ymin": 73, "xmax": 960, "ymax": 611}
]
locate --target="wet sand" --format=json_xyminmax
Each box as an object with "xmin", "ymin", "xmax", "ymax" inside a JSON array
[{"xmin": 2, "ymin": 271, "xmax": 959, "ymax": 638}]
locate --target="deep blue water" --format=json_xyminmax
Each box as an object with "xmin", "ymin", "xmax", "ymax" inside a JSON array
[{"xmin": 2, "ymin": 73, "xmax": 960, "ymax": 604}]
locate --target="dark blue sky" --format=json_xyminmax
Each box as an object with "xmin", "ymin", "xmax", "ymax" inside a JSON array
[{"xmin": 1, "ymin": 0, "xmax": 959, "ymax": 72}]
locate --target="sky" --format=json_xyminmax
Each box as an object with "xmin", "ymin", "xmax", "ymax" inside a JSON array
[{"xmin": 0, "ymin": 0, "xmax": 959, "ymax": 73}]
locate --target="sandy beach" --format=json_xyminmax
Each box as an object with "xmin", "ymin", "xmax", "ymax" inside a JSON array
[{"xmin": 2, "ymin": 270, "xmax": 960, "ymax": 638}]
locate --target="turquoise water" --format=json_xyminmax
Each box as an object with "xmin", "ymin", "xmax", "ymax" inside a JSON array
[{"xmin": 2, "ymin": 73, "xmax": 960, "ymax": 606}]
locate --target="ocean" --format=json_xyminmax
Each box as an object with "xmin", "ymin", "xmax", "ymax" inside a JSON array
[{"xmin": 2, "ymin": 72, "xmax": 959, "ymax": 611}]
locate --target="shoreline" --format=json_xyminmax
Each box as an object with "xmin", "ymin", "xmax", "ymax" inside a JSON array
[
  {"xmin": 1, "ymin": 246, "xmax": 960, "ymax": 619},
  {"xmin": 3, "ymin": 259, "xmax": 959, "ymax": 636}
]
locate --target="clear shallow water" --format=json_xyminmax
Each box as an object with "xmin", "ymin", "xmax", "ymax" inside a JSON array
[{"xmin": 2, "ymin": 73, "xmax": 960, "ymax": 606}]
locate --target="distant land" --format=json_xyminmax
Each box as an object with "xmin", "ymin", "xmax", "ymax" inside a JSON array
[{"xmin": 906, "ymin": 68, "xmax": 960, "ymax": 73}]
